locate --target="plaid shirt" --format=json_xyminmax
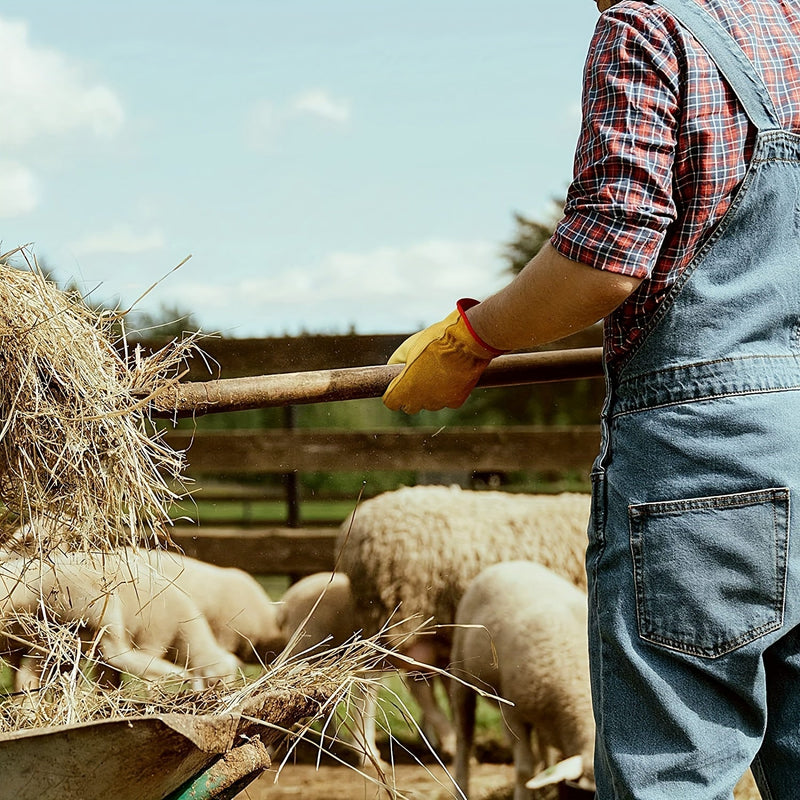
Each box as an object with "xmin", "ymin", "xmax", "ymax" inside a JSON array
[{"xmin": 551, "ymin": 0, "xmax": 800, "ymax": 365}]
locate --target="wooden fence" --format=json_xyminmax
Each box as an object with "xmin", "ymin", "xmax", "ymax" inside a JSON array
[{"xmin": 149, "ymin": 327, "xmax": 604, "ymax": 575}]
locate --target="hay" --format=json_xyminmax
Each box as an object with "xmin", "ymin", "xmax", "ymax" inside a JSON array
[
  {"xmin": 0, "ymin": 614, "xmax": 357, "ymax": 736},
  {"xmin": 0, "ymin": 611, "xmax": 420, "ymax": 777},
  {"xmin": 0, "ymin": 248, "xmax": 199, "ymax": 553}
]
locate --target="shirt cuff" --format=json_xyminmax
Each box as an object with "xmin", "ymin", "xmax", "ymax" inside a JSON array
[{"xmin": 551, "ymin": 209, "xmax": 665, "ymax": 279}]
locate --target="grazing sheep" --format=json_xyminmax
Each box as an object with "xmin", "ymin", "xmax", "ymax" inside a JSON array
[
  {"xmin": 336, "ymin": 485, "xmax": 591, "ymax": 755},
  {"xmin": 134, "ymin": 549, "xmax": 285, "ymax": 666},
  {"xmin": 0, "ymin": 550, "xmax": 242, "ymax": 691},
  {"xmin": 450, "ymin": 560, "xmax": 595, "ymax": 800},
  {"xmin": 4, "ymin": 518, "xmax": 285, "ymax": 669},
  {"xmin": 276, "ymin": 571, "xmax": 382, "ymax": 766}
]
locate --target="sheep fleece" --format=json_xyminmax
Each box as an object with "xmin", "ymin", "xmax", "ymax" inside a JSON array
[{"xmin": 337, "ymin": 486, "xmax": 590, "ymax": 642}]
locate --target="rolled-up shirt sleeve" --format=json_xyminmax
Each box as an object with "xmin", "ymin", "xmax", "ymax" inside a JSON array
[{"xmin": 552, "ymin": 9, "xmax": 681, "ymax": 279}]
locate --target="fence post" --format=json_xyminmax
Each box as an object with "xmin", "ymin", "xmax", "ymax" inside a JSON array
[{"xmin": 282, "ymin": 405, "xmax": 300, "ymax": 528}]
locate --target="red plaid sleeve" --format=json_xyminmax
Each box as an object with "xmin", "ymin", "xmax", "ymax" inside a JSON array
[{"xmin": 552, "ymin": 8, "xmax": 680, "ymax": 279}]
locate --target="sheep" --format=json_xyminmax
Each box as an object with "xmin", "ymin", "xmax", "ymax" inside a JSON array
[
  {"xmin": 275, "ymin": 571, "xmax": 383, "ymax": 766},
  {"xmin": 336, "ymin": 485, "xmax": 591, "ymax": 756},
  {"xmin": 133, "ymin": 549, "xmax": 286, "ymax": 666},
  {"xmin": 450, "ymin": 560, "xmax": 595, "ymax": 800},
  {"xmin": 0, "ymin": 550, "xmax": 242, "ymax": 691},
  {"xmin": 276, "ymin": 571, "xmax": 356, "ymax": 656},
  {"xmin": 4, "ymin": 518, "xmax": 286, "ymax": 670}
]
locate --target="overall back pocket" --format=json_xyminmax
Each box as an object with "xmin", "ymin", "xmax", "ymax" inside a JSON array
[{"xmin": 629, "ymin": 487, "xmax": 790, "ymax": 658}]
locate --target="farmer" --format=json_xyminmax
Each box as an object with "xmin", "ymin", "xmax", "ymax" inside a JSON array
[{"xmin": 382, "ymin": 0, "xmax": 800, "ymax": 798}]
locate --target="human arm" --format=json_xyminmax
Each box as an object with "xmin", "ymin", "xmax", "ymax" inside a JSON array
[
  {"xmin": 383, "ymin": 7, "xmax": 677, "ymax": 414},
  {"xmin": 382, "ymin": 246, "xmax": 641, "ymax": 414},
  {"xmin": 465, "ymin": 241, "xmax": 642, "ymax": 352}
]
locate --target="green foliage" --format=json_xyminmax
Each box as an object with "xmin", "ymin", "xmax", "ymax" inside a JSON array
[
  {"xmin": 0, "ymin": 662, "xmax": 12, "ymax": 693},
  {"xmin": 468, "ymin": 379, "xmax": 605, "ymax": 427},
  {"xmin": 375, "ymin": 673, "xmax": 504, "ymax": 751}
]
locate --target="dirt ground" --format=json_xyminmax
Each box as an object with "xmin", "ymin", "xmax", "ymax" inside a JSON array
[
  {"xmin": 237, "ymin": 762, "xmax": 533, "ymax": 800},
  {"xmin": 235, "ymin": 761, "xmax": 762, "ymax": 800}
]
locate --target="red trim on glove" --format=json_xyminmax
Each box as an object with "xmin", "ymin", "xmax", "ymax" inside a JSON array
[{"xmin": 456, "ymin": 298, "xmax": 506, "ymax": 356}]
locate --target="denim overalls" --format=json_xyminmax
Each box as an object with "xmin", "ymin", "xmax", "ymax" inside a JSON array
[{"xmin": 587, "ymin": 1, "xmax": 800, "ymax": 798}]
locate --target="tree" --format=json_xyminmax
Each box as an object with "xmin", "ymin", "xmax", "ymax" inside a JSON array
[{"xmin": 503, "ymin": 200, "xmax": 565, "ymax": 275}]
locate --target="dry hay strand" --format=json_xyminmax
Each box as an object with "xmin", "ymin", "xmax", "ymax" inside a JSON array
[
  {"xmin": 0, "ymin": 612, "xmax": 359, "ymax": 736},
  {"xmin": 0, "ymin": 602, "xmax": 468, "ymax": 799},
  {"xmin": 261, "ymin": 616, "xmax": 475, "ymax": 800},
  {"xmin": 0, "ymin": 248, "xmax": 202, "ymax": 553},
  {"xmin": 0, "ymin": 617, "xmax": 442, "ymax": 798}
]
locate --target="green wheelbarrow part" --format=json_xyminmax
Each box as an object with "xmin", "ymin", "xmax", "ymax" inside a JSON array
[{"xmin": 165, "ymin": 736, "xmax": 271, "ymax": 800}]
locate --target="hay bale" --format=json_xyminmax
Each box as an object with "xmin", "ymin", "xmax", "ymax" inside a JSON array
[{"xmin": 0, "ymin": 251, "xmax": 197, "ymax": 553}]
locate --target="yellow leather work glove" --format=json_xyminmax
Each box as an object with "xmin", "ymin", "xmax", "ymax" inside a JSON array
[{"xmin": 382, "ymin": 298, "xmax": 505, "ymax": 414}]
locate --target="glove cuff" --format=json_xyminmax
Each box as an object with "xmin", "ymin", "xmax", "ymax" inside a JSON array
[{"xmin": 456, "ymin": 298, "xmax": 506, "ymax": 356}]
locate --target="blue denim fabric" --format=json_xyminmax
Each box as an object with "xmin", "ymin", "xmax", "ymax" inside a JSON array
[{"xmin": 588, "ymin": 2, "xmax": 800, "ymax": 798}]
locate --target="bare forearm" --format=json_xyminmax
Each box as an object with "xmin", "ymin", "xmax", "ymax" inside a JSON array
[{"xmin": 466, "ymin": 242, "xmax": 643, "ymax": 351}]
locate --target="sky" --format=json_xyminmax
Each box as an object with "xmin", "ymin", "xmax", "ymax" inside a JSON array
[{"xmin": 0, "ymin": 1, "xmax": 599, "ymax": 338}]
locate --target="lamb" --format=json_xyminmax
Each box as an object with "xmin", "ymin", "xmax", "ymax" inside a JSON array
[
  {"xmin": 450, "ymin": 560, "xmax": 595, "ymax": 799},
  {"xmin": 0, "ymin": 550, "xmax": 242, "ymax": 691},
  {"xmin": 276, "ymin": 571, "xmax": 356, "ymax": 657},
  {"xmin": 275, "ymin": 571, "xmax": 382, "ymax": 766},
  {"xmin": 134, "ymin": 549, "xmax": 286, "ymax": 666},
  {"xmin": 4, "ymin": 518, "xmax": 286, "ymax": 670},
  {"xmin": 336, "ymin": 485, "xmax": 591, "ymax": 755}
]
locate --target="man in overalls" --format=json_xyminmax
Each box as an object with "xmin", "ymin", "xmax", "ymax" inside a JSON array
[{"xmin": 382, "ymin": 0, "xmax": 800, "ymax": 797}]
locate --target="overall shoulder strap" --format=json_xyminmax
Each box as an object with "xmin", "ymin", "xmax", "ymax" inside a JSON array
[{"xmin": 652, "ymin": 0, "xmax": 781, "ymax": 130}]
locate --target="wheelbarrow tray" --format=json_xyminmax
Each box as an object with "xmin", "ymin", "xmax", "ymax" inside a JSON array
[
  {"xmin": 0, "ymin": 712, "xmax": 239, "ymax": 800},
  {"xmin": 0, "ymin": 685, "xmax": 329, "ymax": 800}
]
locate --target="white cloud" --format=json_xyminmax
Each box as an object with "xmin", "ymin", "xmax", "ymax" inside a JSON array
[
  {"xmin": 245, "ymin": 89, "xmax": 350, "ymax": 148},
  {"xmin": 70, "ymin": 224, "xmax": 165, "ymax": 256},
  {"xmin": 0, "ymin": 161, "xmax": 38, "ymax": 217},
  {"xmin": 0, "ymin": 16, "xmax": 124, "ymax": 148},
  {"xmin": 168, "ymin": 238, "xmax": 508, "ymax": 336},
  {"xmin": 290, "ymin": 90, "xmax": 350, "ymax": 125}
]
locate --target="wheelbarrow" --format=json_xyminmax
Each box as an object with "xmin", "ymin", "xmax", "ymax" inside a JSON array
[{"xmin": 0, "ymin": 684, "xmax": 329, "ymax": 800}]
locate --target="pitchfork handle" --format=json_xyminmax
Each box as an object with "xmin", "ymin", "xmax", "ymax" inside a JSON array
[{"xmin": 147, "ymin": 346, "xmax": 604, "ymax": 417}]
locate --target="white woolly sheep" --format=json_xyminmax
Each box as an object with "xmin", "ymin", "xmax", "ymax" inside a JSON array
[
  {"xmin": 276, "ymin": 571, "xmax": 356, "ymax": 657},
  {"xmin": 0, "ymin": 550, "xmax": 242, "ymax": 691},
  {"xmin": 3, "ymin": 518, "xmax": 285, "ymax": 670},
  {"xmin": 336, "ymin": 485, "xmax": 591, "ymax": 755},
  {"xmin": 134, "ymin": 549, "xmax": 285, "ymax": 666},
  {"xmin": 450, "ymin": 560, "xmax": 595, "ymax": 800}
]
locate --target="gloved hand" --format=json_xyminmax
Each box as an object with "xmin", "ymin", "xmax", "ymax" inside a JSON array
[{"xmin": 382, "ymin": 298, "xmax": 505, "ymax": 414}]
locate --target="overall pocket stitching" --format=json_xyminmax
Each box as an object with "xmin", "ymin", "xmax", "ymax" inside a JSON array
[{"xmin": 629, "ymin": 487, "xmax": 789, "ymax": 659}]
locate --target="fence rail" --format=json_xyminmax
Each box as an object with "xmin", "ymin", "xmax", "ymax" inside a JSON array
[
  {"xmin": 170, "ymin": 526, "xmax": 338, "ymax": 576},
  {"xmin": 165, "ymin": 426, "xmax": 601, "ymax": 475}
]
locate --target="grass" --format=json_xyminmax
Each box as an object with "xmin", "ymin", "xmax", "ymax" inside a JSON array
[
  {"xmin": 176, "ymin": 499, "xmax": 357, "ymax": 525},
  {"xmin": 173, "ymin": 472, "xmax": 594, "ymax": 529}
]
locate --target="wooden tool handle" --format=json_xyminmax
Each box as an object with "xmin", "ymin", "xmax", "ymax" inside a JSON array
[{"xmin": 147, "ymin": 346, "xmax": 604, "ymax": 417}]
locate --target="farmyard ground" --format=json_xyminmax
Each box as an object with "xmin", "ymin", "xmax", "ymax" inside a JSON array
[{"xmin": 235, "ymin": 761, "xmax": 761, "ymax": 799}]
